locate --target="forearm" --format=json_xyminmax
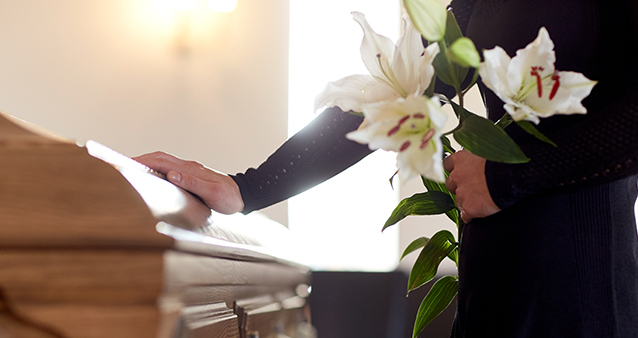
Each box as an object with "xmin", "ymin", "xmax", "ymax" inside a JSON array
[{"xmin": 231, "ymin": 107, "xmax": 373, "ymax": 213}]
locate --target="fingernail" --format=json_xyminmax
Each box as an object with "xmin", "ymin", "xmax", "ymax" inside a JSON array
[{"xmin": 168, "ymin": 172, "xmax": 182, "ymax": 183}]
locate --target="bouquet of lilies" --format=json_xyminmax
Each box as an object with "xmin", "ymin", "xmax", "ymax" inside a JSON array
[{"xmin": 314, "ymin": 0, "xmax": 596, "ymax": 336}]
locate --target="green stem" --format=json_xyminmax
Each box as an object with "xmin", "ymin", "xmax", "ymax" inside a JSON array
[
  {"xmin": 461, "ymin": 69, "xmax": 480, "ymax": 96},
  {"xmin": 495, "ymin": 113, "xmax": 513, "ymax": 129},
  {"xmin": 440, "ymin": 41, "xmax": 464, "ymax": 108}
]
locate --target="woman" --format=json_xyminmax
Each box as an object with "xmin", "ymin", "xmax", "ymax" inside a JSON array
[{"xmin": 136, "ymin": 0, "xmax": 638, "ymax": 336}]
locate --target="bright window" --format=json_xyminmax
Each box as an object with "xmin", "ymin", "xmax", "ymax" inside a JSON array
[{"xmin": 288, "ymin": 0, "xmax": 401, "ymax": 271}]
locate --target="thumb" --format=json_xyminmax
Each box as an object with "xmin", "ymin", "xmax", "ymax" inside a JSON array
[
  {"xmin": 167, "ymin": 171, "xmax": 183, "ymax": 184},
  {"xmin": 167, "ymin": 170, "xmax": 202, "ymax": 194}
]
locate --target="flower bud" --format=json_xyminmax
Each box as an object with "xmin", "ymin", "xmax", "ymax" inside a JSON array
[
  {"xmin": 403, "ymin": 0, "xmax": 447, "ymax": 41},
  {"xmin": 448, "ymin": 37, "xmax": 480, "ymax": 68}
]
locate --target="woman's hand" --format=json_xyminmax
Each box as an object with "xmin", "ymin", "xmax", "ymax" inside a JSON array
[
  {"xmin": 132, "ymin": 151, "xmax": 244, "ymax": 214},
  {"xmin": 443, "ymin": 150, "xmax": 500, "ymax": 223}
]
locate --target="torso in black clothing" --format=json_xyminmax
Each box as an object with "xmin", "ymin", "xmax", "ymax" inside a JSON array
[
  {"xmin": 452, "ymin": 0, "xmax": 638, "ymax": 336},
  {"xmin": 455, "ymin": 177, "xmax": 638, "ymax": 337}
]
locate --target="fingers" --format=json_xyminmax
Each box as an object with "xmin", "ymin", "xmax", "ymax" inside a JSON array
[
  {"xmin": 460, "ymin": 210, "xmax": 471, "ymax": 224},
  {"xmin": 133, "ymin": 151, "xmax": 245, "ymax": 214},
  {"xmin": 454, "ymin": 195, "xmax": 472, "ymax": 224},
  {"xmin": 445, "ymin": 177, "xmax": 458, "ymax": 195},
  {"xmin": 442, "ymin": 150, "xmax": 500, "ymax": 223},
  {"xmin": 134, "ymin": 152, "xmax": 213, "ymax": 178},
  {"xmin": 454, "ymin": 195, "xmax": 468, "ymax": 223},
  {"xmin": 134, "ymin": 152, "xmax": 207, "ymax": 184},
  {"xmin": 133, "ymin": 151, "xmax": 182, "ymax": 174},
  {"xmin": 443, "ymin": 153, "xmax": 455, "ymax": 172},
  {"xmin": 443, "ymin": 152, "xmax": 458, "ymax": 194},
  {"xmin": 443, "ymin": 151, "xmax": 468, "ymax": 194},
  {"xmin": 165, "ymin": 169, "xmax": 244, "ymax": 214},
  {"xmin": 166, "ymin": 170, "xmax": 202, "ymax": 196}
]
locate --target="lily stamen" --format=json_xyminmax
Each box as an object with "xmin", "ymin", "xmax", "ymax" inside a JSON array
[
  {"xmin": 375, "ymin": 54, "xmax": 408, "ymax": 97},
  {"xmin": 530, "ymin": 66, "xmax": 545, "ymax": 98},
  {"xmin": 400, "ymin": 141, "xmax": 411, "ymax": 152},
  {"xmin": 549, "ymin": 73, "xmax": 560, "ymax": 100},
  {"xmin": 420, "ymin": 128, "xmax": 435, "ymax": 149},
  {"xmin": 387, "ymin": 115, "xmax": 411, "ymax": 136},
  {"xmin": 516, "ymin": 72, "xmax": 556, "ymax": 102}
]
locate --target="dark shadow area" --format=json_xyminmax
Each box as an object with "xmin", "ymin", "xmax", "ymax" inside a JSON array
[{"xmin": 310, "ymin": 271, "xmax": 456, "ymax": 338}]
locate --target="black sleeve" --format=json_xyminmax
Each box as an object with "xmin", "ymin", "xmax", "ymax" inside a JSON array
[
  {"xmin": 483, "ymin": 1, "xmax": 638, "ymax": 209},
  {"xmin": 231, "ymin": 107, "xmax": 373, "ymax": 214},
  {"xmin": 485, "ymin": 87, "xmax": 638, "ymax": 209},
  {"xmin": 448, "ymin": 0, "xmax": 477, "ymax": 35}
]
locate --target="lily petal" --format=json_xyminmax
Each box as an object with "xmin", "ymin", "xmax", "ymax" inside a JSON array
[
  {"xmin": 545, "ymin": 71, "xmax": 596, "ymax": 114},
  {"xmin": 393, "ymin": 15, "xmax": 428, "ymax": 93},
  {"xmin": 524, "ymin": 71, "xmax": 596, "ymax": 118},
  {"xmin": 418, "ymin": 43, "xmax": 440, "ymax": 95},
  {"xmin": 316, "ymin": 12, "xmax": 440, "ymax": 115},
  {"xmin": 398, "ymin": 97, "xmax": 446, "ymax": 182},
  {"xmin": 504, "ymin": 101, "xmax": 541, "ymax": 124},
  {"xmin": 479, "ymin": 27, "xmax": 596, "ymax": 124},
  {"xmin": 314, "ymin": 74, "xmax": 400, "ymax": 113},
  {"xmin": 397, "ymin": 139, "xmax": 445, "ymax": 183},
  {"xmin": 352, "ymin": 12, "xmax": 397, "ymax": 88},
  {"xmin": 347, "ymin": 94, "xmax": 447, "ymax": 183},
  {"xmin": 507, "ymin": 27, "xmax": 556, "ymax": 96},
  {"xmin": 480, "ymin": 46, "xmax": 514, "ymax": 100}
]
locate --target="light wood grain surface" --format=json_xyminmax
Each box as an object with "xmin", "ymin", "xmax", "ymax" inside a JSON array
[{"xmin": 0, "ymin": 112, "xmax": 311, "ymax": 338}]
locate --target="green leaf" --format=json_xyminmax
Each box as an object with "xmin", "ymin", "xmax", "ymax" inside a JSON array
[
  {"xmin": 495, "ymin": 112, "xmax": 514, "ymax": 129},
  {"xmin": 446, "ymin": 208, "xmax": 460, "ymax": 225},
  {"xmin": 451, "ymin": 100, "xmax": 472, "ymax": 121},
  {"xmin": 432, "ymin": 11, "xmax": 468, "ymax": 88},
  {"xmin": 448, "ymin": 37, "xmax": 480, "ymax": 68},
  {"xmin": 451, "ymin": 102, "xmax": 530, "ymax": 164},
  {"xmin": 389, "ymin": 170, "xmax": 399, "ymax": 190},
  {"xmin": 442, "ymin": 10, "xmax": 463, "ymax": 46},
  {"xmin": 421, "ymin": 176, "xmax": 447, "ymax": 193},
  {"xmin": 516, "ymin": 120, "xmax": 557, "ymax": 147},
  {"xmin": 440, "ymin": 134, "xmax": 455, "ymax": 154},
  {"xmin": 399, "ymin": 232, "xmax": 457, "ymax": 265},
  {"xmin": 421, "ymin": 176, "xmax": 459, "ymax": 225},
  {"xmin": 424, "ymin": 73, "xmax": 437, "ymax": 98},
  {"xmin": 408, "ymin": 230, "xmax": 456, "ymax": 292},
  {"xmin": 412, "ymin": 276, "xmax": 458, "ymax": 338},
  {"xmin": 403, "ymin": 0, "xmax": 447, "ymax": 41},
  {"xmin": 383, "ymin": 191, "xmax": 456, "ymax": 231},
  {"xmin": 448, "ymin": 246, "xmax": 459, "ymax": 267},
  {"xmin": 401, "ymin": 237, "xmax": 429, "ymax": 261}
]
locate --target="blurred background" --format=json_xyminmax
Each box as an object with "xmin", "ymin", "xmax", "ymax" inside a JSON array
[{"xmin": 0, "ymin": 1, "xmax": 469, "ymax": 336}]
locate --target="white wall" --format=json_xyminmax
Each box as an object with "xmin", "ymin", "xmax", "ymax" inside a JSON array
[
  {"xmin": 1, "ymin": 0, "xmax": 478, "ymax": 273},
  {"xmin": 0, "ymin": 0, "xmax": 290, "ymax": 225}
]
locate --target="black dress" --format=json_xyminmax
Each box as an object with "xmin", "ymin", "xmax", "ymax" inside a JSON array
[{"xmin": 232, "ymin": 0, "xmax": 638, "ymax": 336}]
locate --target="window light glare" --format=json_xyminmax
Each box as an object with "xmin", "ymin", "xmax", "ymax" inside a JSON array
[
  {"xmin": 208, "ymin": 0, "xmax": 237, "ymax": 12},
  {"xmin": 168, "ymin": 0, "xmax": 198, "ymax": 11}
]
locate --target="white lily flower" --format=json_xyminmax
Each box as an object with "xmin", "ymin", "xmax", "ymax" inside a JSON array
[
  {"xmin": 479, "ymin": 27, "xmax": 597, "ymax": 124},
  {"xmin": 314, "ymin": 11, "xmax": 439, "ymax": 113},
  {"xmin": 346, "ymin": 94, "xmax": 448, "ymax": 183}
]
